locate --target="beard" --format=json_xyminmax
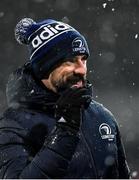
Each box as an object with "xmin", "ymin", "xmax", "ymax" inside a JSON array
[{"xmin": 53, "ymin": 73, "xmax": 86, "ymax": 94}]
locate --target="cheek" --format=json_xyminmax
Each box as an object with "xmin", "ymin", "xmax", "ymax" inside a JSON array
[
  {"xmin": 53, "ymin": 68, "xmax": 71, "ymax": 80},
  {"xmin": 51, "ymin": 64, "xmax": 75, "ymax": 84},
  {"xmin": 51, "ymin": 72, "xmax": 70, "ymax": 87},
  {"xmin": 50, "ymin": 71, "xmax": 63, "ymax": 85}
]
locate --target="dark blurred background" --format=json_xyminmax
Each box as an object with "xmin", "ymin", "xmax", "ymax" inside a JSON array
[{"xmin": 0, "ymin": 0, "xmax": 139, "ymax": 178}]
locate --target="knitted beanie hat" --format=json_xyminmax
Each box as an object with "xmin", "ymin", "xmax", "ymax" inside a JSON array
[{"xmin": 15, "ymin": 18, "xmax": 90, "ymax": 79}]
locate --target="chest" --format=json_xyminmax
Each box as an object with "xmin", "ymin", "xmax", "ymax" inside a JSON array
[{"xmin": 66, "ymin": 107, "xmax": 118, "ymax": 178}]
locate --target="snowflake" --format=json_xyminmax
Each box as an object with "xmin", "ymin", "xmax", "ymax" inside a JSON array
[
  {"xmin": 135, "ymin": 34, "xmax": 138, "ymax": 39},
  {"xmin": 102, "ymin": 3, "xmax": 107, "ymax": 8}
]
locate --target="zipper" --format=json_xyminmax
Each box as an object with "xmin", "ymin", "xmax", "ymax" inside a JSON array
[{"xmin": 80, "ymin": 111, "xmax": 99, "ymax": 178}]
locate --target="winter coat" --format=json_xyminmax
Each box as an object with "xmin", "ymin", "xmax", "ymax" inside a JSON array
[{"xmin": 0, "ymin": 65, "xmax": 130, "ymax": 179}]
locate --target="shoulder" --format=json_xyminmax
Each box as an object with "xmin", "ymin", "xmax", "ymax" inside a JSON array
[
  {"xmin": 87, "ymin": 100, "xmax": 118, "ymax": 126},
  {"xmin": 0, "ymin": 108, "xmax": 27, "ymax": 145},
  {"xmin": 0, "ymin": 107, "xmax": 55, "ymax": 135},
  {"xmin": 0, "ymin": 108, "xmax": 28, "ymax": 135},
  {"xmin": 0, "ymin": 107, "xmax": 55, "ymax": 149},
  {"xmin": 89, "ymin": 100, "xmax": 114, "ymax": 115}
]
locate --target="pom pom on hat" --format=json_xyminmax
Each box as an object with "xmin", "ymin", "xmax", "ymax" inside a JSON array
[
  {"xmin": 14, "ymin": 17, "xmax": 90, "ymax": 79},
  {"xmin": 15, "ymin": 18, "xmax": 36, "ymax": 45}
]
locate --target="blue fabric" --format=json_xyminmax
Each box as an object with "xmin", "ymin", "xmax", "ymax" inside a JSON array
[
  {"xmin": 16, "ymin": 18, "xmax": 90, "ymax": 79},
  {"xmin": 0, "ymin": 67, "xmax": 130, "ymax": 179}
]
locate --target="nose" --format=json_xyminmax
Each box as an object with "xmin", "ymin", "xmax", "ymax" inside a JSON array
[{"xmin": 74, "ymin": 58, "xmax": 87, "ymax": 76}]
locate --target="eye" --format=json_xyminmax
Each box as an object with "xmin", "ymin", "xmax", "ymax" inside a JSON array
[
  {"xmin": 63, "ymin": 57, "xmax": 76, "ymax": 64},
  {"xmin": 62, "ymin": 55, "xmax": 88, "ymax": 64},
  {"xmin": 70, "ymin": 58, "xmax": 76, "ymax": 63},
  {"xmin": 82, "ymin": 55, "xmax": 88, "ymax": 61},
  {"xmin": 80, "ymin": 55, "xmax": 87, "ymax": 64}
]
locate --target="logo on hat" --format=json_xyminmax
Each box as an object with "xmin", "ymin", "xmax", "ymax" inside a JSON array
[
  {"xmin": 30, "ymin": 22, "xmax": 74, "ymax": 60},
  {"xmin": 72, "ymin": 37, "xmax": 86, "ymax": 54},
  {"xmin": 99, "ymin": 123, "xmax": 115, "ymax": 141}
]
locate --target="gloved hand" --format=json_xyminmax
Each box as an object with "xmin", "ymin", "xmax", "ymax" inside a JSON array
[{"xmin": 55, "ymin": 85, "xmax": 92, "ymax": 131}]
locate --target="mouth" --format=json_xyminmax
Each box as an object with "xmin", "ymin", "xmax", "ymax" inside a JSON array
[
  {"xmin": 56, "ymin": 75, "xmax": 86, "ymax": 93},
  {"xmin": 71, "ymin": 80, "xmax": 84, "ymax": 88}
]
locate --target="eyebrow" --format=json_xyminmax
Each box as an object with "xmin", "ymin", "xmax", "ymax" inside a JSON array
[{"xmin": 65, "ymin": 55, "xmax": 87, "ymax": 61}]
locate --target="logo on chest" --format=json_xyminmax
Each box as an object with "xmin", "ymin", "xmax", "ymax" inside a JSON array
[{"xmin": 99, "ymin": 123, "xmax": 115, "ymax": 141}]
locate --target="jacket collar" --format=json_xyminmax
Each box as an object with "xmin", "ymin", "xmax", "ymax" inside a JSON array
[
  {"xmin": 6, "ymin": 65, "xmax": 60, "ymax": 114},
  {"xmin": 6, "ymin": 65, "xmax": 93, "ymax": 114}
]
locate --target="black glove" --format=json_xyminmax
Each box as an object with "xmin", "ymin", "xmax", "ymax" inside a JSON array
[{"xmin": 55, "ymin": 85, "xmax": 92, "ymax": 131}]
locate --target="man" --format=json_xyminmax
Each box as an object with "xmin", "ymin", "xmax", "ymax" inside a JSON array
[{"xmin": 0, "ymin": 18, "xmax": 130, "ymax": 178}]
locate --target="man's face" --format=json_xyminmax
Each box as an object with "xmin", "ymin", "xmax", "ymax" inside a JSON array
[{"xmin": 41, "ymin": 55, "xmax": 87, "ymax": 93}]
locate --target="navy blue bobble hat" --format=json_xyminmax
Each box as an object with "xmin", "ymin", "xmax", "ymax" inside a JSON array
[{"xmin": 15, "ymin": 18, "xmax": 90, "ymax": 80}]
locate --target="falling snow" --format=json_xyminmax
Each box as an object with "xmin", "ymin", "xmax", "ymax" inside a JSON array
[
  {"xmin": 0, "ymin": 0, "xmax": 138, "ymax": 177},
  {"xmin": 132, "ymin": 171, "xmax": 138, "ymax": 178},
  {"xmin": 102, "ymin": 3, "xmax": 107, "ymax": 8},
  {"xmin": 0, "ymin": 12, "xmax": 4, "ymax": 18},
  {"xmin": 131, "ymin": 61, "xmax": 134, "ymax": 65},
  {"xmin": 135, "ymin": 34, "xmax": 138, "ymax": 39}
]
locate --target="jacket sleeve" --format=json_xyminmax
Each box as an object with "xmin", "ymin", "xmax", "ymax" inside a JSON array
[
  {"xmin": 0, "ymin": 120, "xmax": 79, "ymax": 179},
  {"xmin": 116, "ymin": 124, "xmax": 131, "ymax": 179}
]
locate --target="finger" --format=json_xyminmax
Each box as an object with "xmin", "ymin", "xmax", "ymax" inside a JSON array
[
  {"xmin": 73, "ymin": 95, "xmax": 92, "ymax": 106},
  {"xmin": 57, "ymin": 87, "xmax": 90, "ymax": 107}
]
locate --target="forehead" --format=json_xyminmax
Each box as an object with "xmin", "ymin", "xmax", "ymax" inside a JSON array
[
  {"xmin": 48, "ymin": 54, "xmax": 87, "ymax": 74},
  {"xmin": 64, "ymin": 54, "xmax": 87, "ymax": 61}
]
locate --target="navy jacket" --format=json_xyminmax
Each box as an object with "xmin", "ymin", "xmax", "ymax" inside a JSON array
[{"xmin": 0, "ymin": 65, "xmax": 130, "ymax": 178}]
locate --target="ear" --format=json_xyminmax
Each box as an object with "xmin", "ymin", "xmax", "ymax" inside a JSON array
[
  {"xmin": 41, "ymin": 75, "xmax": 56, "ymax": 93},
  {"xmin": 41, "ymin": 78, "xmax": 49, "ymax": 86}
]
